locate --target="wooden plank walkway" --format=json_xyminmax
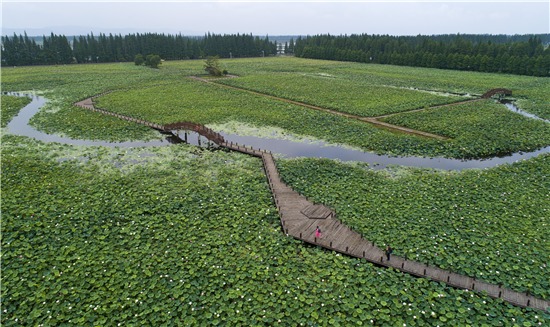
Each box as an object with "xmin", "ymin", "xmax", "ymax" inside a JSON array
[
  {"xmin": 72, "ymin": 93, "xmax": 549, "ymax": 314},
  {"xmin": 219, "ymin": 141, "xmax": 549, "ymax": 314}
]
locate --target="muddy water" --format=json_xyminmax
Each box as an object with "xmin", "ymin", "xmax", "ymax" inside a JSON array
[{"xmin": 4, "ymin": 93, "xmax": 550, "ymax": 171}]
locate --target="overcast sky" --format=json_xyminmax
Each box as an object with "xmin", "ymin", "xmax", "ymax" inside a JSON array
[{"xmin": 2, "ymin": 1, "xmax": 549, "ymax": 37}]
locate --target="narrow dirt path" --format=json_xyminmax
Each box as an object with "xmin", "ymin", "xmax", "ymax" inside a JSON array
[
  {"xmin": 189, "ymin": 76, "xmax": 450, "ymax": 140},
  {"xmin": 371, "ymin": 98, "xmax": 482, "ymax": 119}
]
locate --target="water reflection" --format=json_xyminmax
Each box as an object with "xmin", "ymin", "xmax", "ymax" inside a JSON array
[
  {"xmin": 500, "ymin": 100, "xmax": 550, "ymax": 124},
  {"xmin": 4, "ymin": 93, "xmax": 550, "ymax": 171},
  {"xmin": 4, "ymin": 94, "xmax": 209, "ymax": 147},
  {"xmin": 219, "ymin": 131, "xmax": 550, "ymax": 171}
]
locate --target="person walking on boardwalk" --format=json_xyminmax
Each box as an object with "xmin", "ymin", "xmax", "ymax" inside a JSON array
[
  {"xmin": 316, "ymin": 227, "xmax": 322, "ymax": 238},
  {"xmin": 385, "ymin": 245, "xmax": 393, "ymax": 261}
]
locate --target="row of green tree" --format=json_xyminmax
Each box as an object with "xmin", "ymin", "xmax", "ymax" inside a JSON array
[
  {"xmin": 382, "ymin": 33, "xmax": 549, "ymax": 47},
  {"xmin": 1, "ymin": 31, "xmax": 277, "ymax": 66},
  {"xmin": 294, "ymin": 34, "xmax": 550, "ymax": 76}
]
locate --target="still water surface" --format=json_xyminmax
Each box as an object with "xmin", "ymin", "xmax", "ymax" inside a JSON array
[{"xmin": 5, "ymin": 93, "xmax": 550, "ymax": 171}]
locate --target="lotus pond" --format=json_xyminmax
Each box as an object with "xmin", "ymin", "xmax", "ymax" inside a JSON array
[
  {"xmin": 7, "ymin": 93, "xmax": 550, "ymax": 172},
  {"xmin": 2, "ymin": 58, "xmax": 550, "ymax": 326},
  {"xmin": 1, "ymin": 94, "xmax": 32, "ymax": 128},
  {"xmin": 212, "ymin": 72, "xmax": 471, "ymax": 117},
  {"xmin": 379, "ymin": 99, "xmax": 550, "ymax": 157},
  {"xmin": 2, "ymin": 134, "xmax": 549, "ymax": 326}
]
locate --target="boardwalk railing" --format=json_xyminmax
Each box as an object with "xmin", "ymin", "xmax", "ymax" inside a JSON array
[
  {"xmin": 481, "ymin": 88, "xmax": 512, "ymax": 99},
  {"xmin": 164, "ymin": 121, "xmax": 225, "ymax": 144},
  {"xmin": 72, "ymin": 91, "xmax": 549, "ymax": 314},
  {"xmin": 73, "ymin": 96, "xmax": 225, "ymax": 144}
]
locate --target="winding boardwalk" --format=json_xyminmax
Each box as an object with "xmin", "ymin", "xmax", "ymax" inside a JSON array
[{"xmin": 72, "ymin": 93, "xmax": 549, "ymax": 314}]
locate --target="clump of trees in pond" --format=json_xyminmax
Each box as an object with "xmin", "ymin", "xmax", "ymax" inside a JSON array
[
  {"xmin": 203, "ymin": 56, "xmax": 228, "ymax": 76},
  {"xmin": 294, "ymin": 34, "xmax": 550, "ymax": 76},
  {"xmin": 1, "ymin": 31, "xmax": 277, "ymax": 66},
  {"xmin": 134, "ymin": 54, "xmax": 161, "ymax": 68}
]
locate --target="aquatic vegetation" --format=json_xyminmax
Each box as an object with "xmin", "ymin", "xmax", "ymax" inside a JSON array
[
  {"xmin": 381, "ymin": 100, "xmax": 550, "ymax": 157},
  {"xmin": 2, "ymin": 58, "xmax": 550, "ymax": 325},
  {"xmin": 1, "ymin": 136, "xmax": 548, "ymax": 326},
  {"xmin": 95, "ymin": 81, "xmax": 550, "ymax": 159},
  {"xmin": 1, "ymin": 95, "xmax": 32, "ymax": 127},
  {"xmin": 277, "ymin": 155, "xmax": 550, "ymax": 300},
  {"xmin": 2, "ymin": 59, "xmax": 548, "ymax": 158},
  {"xmin": 214, "ymin": 72, "xmax": 470, "ymax": 117},
  {"xmin": 517, "ymin": 98, "xmax": 550, "ymax": 121},
  {"xmin": 29, "ymin": 100, "xmax": 162, "ymax": 142},
  {"xmin": 204, "ymin": 57, "xmax": 549, "ymax": 118},
  {"xmin": 2, "ymin": 63, "xmax": 187, "ymax": 142}
]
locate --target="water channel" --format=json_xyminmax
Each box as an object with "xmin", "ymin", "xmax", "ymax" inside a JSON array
[{"xmin": 5, "ymin": 92, "xmax": 550, "ymax": 171}]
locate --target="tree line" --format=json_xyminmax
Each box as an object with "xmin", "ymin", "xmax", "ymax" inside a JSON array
[
  {"xmin": 1, "ymin": 31, "xmax": 277, "ymax": 66},
  {"xmin": 294, "ymin": 34, "xmax": 550, "ymax": 76}
]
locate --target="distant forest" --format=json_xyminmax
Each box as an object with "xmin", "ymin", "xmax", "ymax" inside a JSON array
[
  {"xmin": 2, "ymin": 31, "xmax": 549, "ymax": 76},
  {"xmin": 1, "ymin": 32, "xmax": 277, "ymax": 66},
  {"xmin": 293, "ymin": 34, "xmax": 550, "ymax": 76}
]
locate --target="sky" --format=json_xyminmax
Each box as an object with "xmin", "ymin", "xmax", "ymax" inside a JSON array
[{"xmin": 2, "ymin": 1, "xmax": 549, "ymax": 37}]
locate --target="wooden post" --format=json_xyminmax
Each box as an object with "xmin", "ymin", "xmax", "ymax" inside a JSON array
[
  {"xmin": 330, "ymin": 242, "xmax": 332, "ymax": 247},
  {"xmin": 423, "ymin": 269, "xmax": 426, "ymax": 275},
  {"xmin": 300, "ymin": 232, "xmax": 302, "ymax": 238},
  {"xmin": 527, "ymin": 299, "xmax": 530, "ymax": 306},
  {"xmin": 380, "ymin": 257, "xmax": 383, "ymax": 262},
  {"xmin": 498, "ymin": 291, "xmax": 501, "ymax": 297},
  {"xmin": 362, "ymin": 251, "xmax": 365, "ymax": 257},
  {"xmin": 447, "ymin": 276, "xmax": 450, "ymax": 282},
  {"xmin": 346, "ymin": 246, "xmax": 348, "ymax": 252}
]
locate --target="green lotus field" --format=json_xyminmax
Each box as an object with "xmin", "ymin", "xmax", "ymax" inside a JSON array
[
  {"xmin": 1, "ymin": 95, "xmax": 31, "ymax": 127},
  {"xmin": 1, "ymin": 57, "xmax": 549, "ymax": 326},
  {"xmin": 213, "ymin": 72, "xmax": 471, "ymax": 117}
]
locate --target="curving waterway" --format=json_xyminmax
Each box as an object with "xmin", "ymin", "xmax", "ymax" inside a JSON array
[{"xmin": 5, "ymin": 92, "xmax": 550, "ymax": 171}]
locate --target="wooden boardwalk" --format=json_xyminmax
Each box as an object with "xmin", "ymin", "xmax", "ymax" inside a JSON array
[
  {"xmin": 221, "ymin": 142, "xmax": 550, "ymax": 314},
  {"xmin": 72, "ymin": 94, "xmax": 549, "ymax": 314}
]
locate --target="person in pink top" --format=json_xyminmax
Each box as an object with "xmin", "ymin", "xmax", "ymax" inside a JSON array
[{"xmin": 316, "ymin": 227, "xmax": 322, "ymax": 238}]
